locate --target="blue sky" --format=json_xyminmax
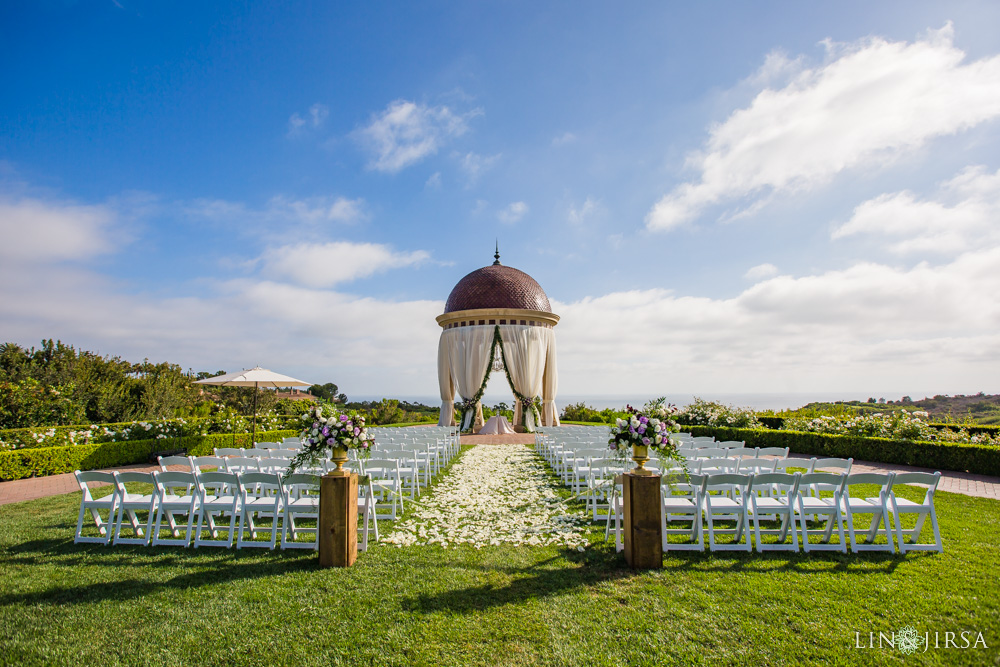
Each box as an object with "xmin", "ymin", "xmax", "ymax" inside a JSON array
[{"xmin": 2, "ymin": 1, "xmax": 1000, "ymax": 404}]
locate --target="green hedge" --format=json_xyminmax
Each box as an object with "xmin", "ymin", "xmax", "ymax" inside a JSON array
[
  {"xmin": 738, "ymin": 416, "xmax": 1000, "ymax": 435},
  {"xmin": 682, "ymin": 426, "xmax": 1000, "ymax": 476},
  {"xmin": 0, "ymin": 430, "xmax": 297, "ymax": 481}
]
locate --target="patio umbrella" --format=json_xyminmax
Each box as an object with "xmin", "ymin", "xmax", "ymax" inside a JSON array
[{"xmin": 194, "ymin": 367, "xmax": 312, "ymax": 445}]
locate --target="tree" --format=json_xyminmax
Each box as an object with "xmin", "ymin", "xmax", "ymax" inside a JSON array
[{"xmin": 310, "ymin": 383, "xmax": 345, "ymax": 404}]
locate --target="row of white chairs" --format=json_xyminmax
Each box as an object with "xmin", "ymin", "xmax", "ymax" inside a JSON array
[
  {"xmin": 73, "ymin": 468, "xmax": 377, "ymax": 551},
  {"xmin": 605, "ymin": 470, "xmax": 943, "ymax": 554}
]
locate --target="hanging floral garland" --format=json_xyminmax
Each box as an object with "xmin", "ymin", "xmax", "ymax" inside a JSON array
[{"xmin": 456, "ymin": 325, "xmax": 542, "ymax": 433}]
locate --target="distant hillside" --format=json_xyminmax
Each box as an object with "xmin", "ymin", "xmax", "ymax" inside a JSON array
[{"xmin": 784, "ymin": 393, "xmax": 1000, "ymax": 425}]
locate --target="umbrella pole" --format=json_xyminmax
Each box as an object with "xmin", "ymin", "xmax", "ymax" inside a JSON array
[{"xmin": 252, "ymin": 382, "xmax": 258, "ymax": 446}]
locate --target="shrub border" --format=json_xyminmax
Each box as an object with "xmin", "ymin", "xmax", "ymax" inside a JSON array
[
  {"xmin": 683, "ymin": 426, "xmax": 1000, "ymax": 477},
  {"xmin": 0, "ymin": 430, "xmax": 297, "ymax": 481}
]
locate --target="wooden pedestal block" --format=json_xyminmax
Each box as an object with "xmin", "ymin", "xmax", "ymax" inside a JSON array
[
  {"xmin": 623, "ymin": 471, "xmax": 663, "ymax": 569},
  {"xmin": 319, "ymin": 472, "xmax": 358, "ymax": 568}
]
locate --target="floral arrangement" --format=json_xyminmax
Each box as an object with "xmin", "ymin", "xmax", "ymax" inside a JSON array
[
  {"xmin": 608, "ymin": 399, "xmax": 683, "ymax": 464},
  {"xmin": 286, "ymin": 405, "xmax": 374, "ymax": 474}
]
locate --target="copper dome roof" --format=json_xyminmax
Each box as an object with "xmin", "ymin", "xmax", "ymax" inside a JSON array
[{"xmin": 444, "ymin": 263, "xmax": 552, "ymax": 314}]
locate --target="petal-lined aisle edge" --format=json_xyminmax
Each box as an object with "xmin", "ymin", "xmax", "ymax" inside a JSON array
[{"xmin": 383, "ymin": 444, "xmax": 589, "ymax": 549}]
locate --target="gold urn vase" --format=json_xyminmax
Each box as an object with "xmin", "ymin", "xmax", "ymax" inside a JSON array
[
  {"xmin": 330, "ymin": 446, "xmax": 349, "ymax": 475},
  {"xmin": 631, "ymin": 443, "xmax": 653, "ymax": 475}
]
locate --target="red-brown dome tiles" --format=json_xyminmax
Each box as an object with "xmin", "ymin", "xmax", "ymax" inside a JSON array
[{"xmin": 444, "ymin": 264, "xmax": 552, "ymax": 314}]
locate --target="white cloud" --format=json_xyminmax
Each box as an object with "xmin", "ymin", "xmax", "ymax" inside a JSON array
[
  {"xmin": 0, "ymin": 197, "xmax": 118, "ymax": 261},
  {"xmin": 457, "ymin": 151, "xmax": 500, "ymax": 185},
  {"xmin": 189, "ymin": 194, "xmax": 368, "ymax": 226},
  {"xmin": 497, "ymin": 201, "xmax": 528, "ymax": 224},
  {"xmin": 647, "ymin": 24, "xmax": 1000, "ymax": 231},
  {"xmin": 287, "ymin": 103, "xmax": 329, "ymax": 136},
  {"xmin": 555, "ymin": 246, "xmax": 1000, "ymax": 394},
  {"xmin": 425, "ymin": 172, "xmax": 442, "ymax": 189},
  {"xmin": 552, "ymin": 132, "xmax": 577, "ymax": 146},
  {"xmin": 258, "ymin": 241, "xmax": 430, "ymax": 288},
  {"xmin": 833, "ymin": 165, "xmax": 1000, "ymax": 255},
  {"xmin": 567, "ymin": 197, "xmax": 600, "ymax": 225},
  {"xmin": 744, "ymin": 263, "xmax": 779, "ymax": 280},
  {"xmin": 357, "ymin": 100, "xmax": 482, "ymax": 173}
]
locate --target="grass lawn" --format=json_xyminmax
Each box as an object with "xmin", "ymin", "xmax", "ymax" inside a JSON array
[{"xmin": 1, "ymin": 447, "xmax": 998, "ymax": 666}]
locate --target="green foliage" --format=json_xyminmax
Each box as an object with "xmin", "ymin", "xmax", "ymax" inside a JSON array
[
  {"xmin": 0, "ymin": 429, "xmax": 298, "ymax": 480},
  {"xmin": 683, "ymin": 425, "xmax": 1000, "ymax": 476},
  {"xmin": 344, "ymin": 399, "xmax": 438, "ymax": 426},
  {"xmin": 482, "ymin": 402, "xmax": 514, "ymax": 422},
  {"xmin": 559, "ymin": 402, "xmax": 627, "ymax": 424},
  {"xmin": 309, "ymin": 382, "xmax": 346, "ymax": 404},
  {"xmin": 0, "ymin": 378, "xmax": 87, "ymax": 428}
]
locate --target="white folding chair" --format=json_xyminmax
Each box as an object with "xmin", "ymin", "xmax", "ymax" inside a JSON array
[
  {"xmin": 193, "ymin": 471, "xmax": 241, "ymax": 548},
  {"xmin": 703, "ymin": 473, "xmax": 753, "ymax": 552},
  {"xmin": 795, "ymin": 473, "xmax": 847, "ymax": 553},
  {"xmin": 191, "ymin": 456, "xmax": 228, "ymax": 473},
  {"xmin": 365, "ymin": 459, "xmax": 404, "ymax": 520},
  {"xmin": 151, "ymin": 471, "xmax": 199, "ymax": 547},
  {"xmin": 840, "ymin": 473, "xmax": 895, "ymax": 553},
  {"xmin": 225, "ymin": 457, "xmax": 260, "ymax": 474},
  {"xmin": 213, "ymin": 447, "xmax": 243, "ymax": 457},
  {"xmin": 887, "ymin": 472, "xmax": 943, "ymax": 553},
  {"xmin": 281, "ymin": 473, "xmax": 321, "ymax": 550},
  {"xmin": 661, "ymin": 473, "xmax": 705, "ymax": 552},
  {"xmin": 749, "ymin": 472, "xmax": 800, "ymax": 552},
  {"xmin": 73, "ymin": 471, "xmax": 118, "ymax": 545},
  {"xmin": 237, "ymin": 472, "xmax": 283, "ymax": 549},
  {"xmin": 112, "ymin": 471, "xmax": 158, "ymax": 546},
  {"xmin": 736, "ymin": 458, "xmax": 778, "ymax": 474},
  {"xmin": 357, "ymin": 474, "xmax": 380, "ymax": 552}
]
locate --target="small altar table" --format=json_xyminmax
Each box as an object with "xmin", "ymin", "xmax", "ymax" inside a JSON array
[{"xmin": 477, "ymin": 415, "xmax": 516, "ymax": 435}]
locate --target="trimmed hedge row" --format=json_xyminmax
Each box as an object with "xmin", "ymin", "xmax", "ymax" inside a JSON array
[
  {"xmin": 0, "ymin": 430, "xmax": 297, "ymax": 481},
  {"xmin": 749, "ymin": 416, "xmax": 1000, "ymax": 435},
  {"xmin": 683, "ymin": 426, "xmax": 1000, "ymax": 477}
]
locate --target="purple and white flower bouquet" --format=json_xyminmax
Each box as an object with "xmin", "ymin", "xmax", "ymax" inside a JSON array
[
  {"xmin": 608, "ymin": 399, "xmax": 683, "ymax": 466},
  {"xmin": 286, "ymin": 405, "xmax": 374, "ymax": 475}
]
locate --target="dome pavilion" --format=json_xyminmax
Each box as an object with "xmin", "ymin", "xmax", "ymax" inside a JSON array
[{"xmin": 435, "ymin": 248, "xmax": 560, "ymax": 431}]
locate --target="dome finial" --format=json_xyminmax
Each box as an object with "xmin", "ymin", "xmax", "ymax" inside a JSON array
[{"xmin": 493, "ymin": 239, "xmax": 501, "ymax": 265}]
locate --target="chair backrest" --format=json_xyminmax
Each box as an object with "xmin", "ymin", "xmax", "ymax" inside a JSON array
[
  {"xmin": 113, "ymin": 471, "xmax": 154, "ymax": 497},
  {"xmin": 225, "ymin": 457, "xmax": 260, "ymax": 473},
  {"xmin": 281, "ymin": 473, "xmax": 320, "ymax": 500},
  {"xmin": 268, "ymin": 449, "xmax": 298, "ymax": 458},
  {"xmin": 842, "ymin": 473, "xmax": 893, "ymax": 499},
  {"xmin": 773, "ymin": 458, "xmax": 810, "ymax": 473},
  {"xmin": 239, "ymin": 472, "xmax": 283, "ymax": 498},
  {"xmin": 728, "ymin": 447, "xmax": 758, "ymax": 459},
  {"xmin": 154, "ymin": 471, "xmax": 196, "ymax": 496},
  {"xmin": 213, "ymin": 447, "xmax": 243, "ymax": 457},
  {"xmin": 255, "ymin": 442, "xmax": 280, "ymax": 450},
  {"xmin": 889, "ymin": 471, "xmax": 941, "ymax": 501},
  {"xmin": 798, "ymin": 472, "xmax": 846, "ymax": 495},
  {"xmin": 196, "ymin": 471, "xmax": 239, "ymax": 497},
  {"xmin": 811, "ymin": 458, "xmax": 853, "ymax": 474},
  {"xmin": 191, "ymin": 456, "xmax": 227, "ymax": 471},
  {"xmin": 158, "ymin": 455, "xmax": 192, "ymax": 472},
  {"xmin": 704, "ymin": 472, "xmax": 752, "ymax": 494},
  {"xmin": 737, "ymin": 458, "xmax": 777, "ymax": 473},
  {"xmin": 365, "ymin": 459, "xmax": 400, "ymax": 477},
  {"xmin": 699, "ymin": 458, "xmax": 737, "ymax": 474},
  {"xmin": 756, "ymin": 447, "xmax": 790, "ymax": 458},
  {"xmin": 691, "ymin": 436, "xmax": 715, "ymax": 444},
  {"xmin": 715, "ymin": 440, "xmax": 745, "ymax": 449},
  {"xmin": 75, "ymin": 470, "xmax": 116, "ymax": 499},
  {"xmin": 256, "ymin": 458, "xmax": 288, "ymax": 474},
  {"xmin": 694, "ymin": 448, "xmax": 726, "ymax": 459},
  {"xmin": 751, "ymin": 472, "xmax": 800, "ymax": 495}
]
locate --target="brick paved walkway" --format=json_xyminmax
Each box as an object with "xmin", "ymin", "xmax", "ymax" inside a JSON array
[{"xmin": 1, "ymin": 448, "xmax": 997, "ymax": 506}]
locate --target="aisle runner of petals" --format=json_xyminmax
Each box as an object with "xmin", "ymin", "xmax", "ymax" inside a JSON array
[{"xmin": 383, "ymin": 444, "xmax": 589, "ymax": 549}]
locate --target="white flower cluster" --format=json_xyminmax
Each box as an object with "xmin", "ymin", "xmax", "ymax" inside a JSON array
[{"xmin": 383, "ymin": 444, "xmax": 589, "ymax": 550}]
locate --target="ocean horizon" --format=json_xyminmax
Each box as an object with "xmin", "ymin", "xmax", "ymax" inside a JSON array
[{"xmin": 348, "ymin": 391, "xmax": 926, "ymax": 412}]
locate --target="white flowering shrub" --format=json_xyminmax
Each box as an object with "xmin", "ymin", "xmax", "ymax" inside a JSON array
[{"xmin": 678, "ymin": 398, "xmax": 761, "ymax": 428}]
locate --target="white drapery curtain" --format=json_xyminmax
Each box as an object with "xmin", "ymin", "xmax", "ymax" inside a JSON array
[
  {"xmin": 437, "ymin": 335, "xmax": 456, "ymax": 426},
  {"xmin": 441, "ymin": 326, "xmax": 495, "ymax": 430},
  {"xmin": 542, "ymin": 332, "xmax": 559, "ymax": 426},
  {"xmin": 498, "ymin": 325, "xmax": 548, "ymax": 431},
  {"xmin": 436, "ymin": 323, "xmax": 560, "ymax": 428}
]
